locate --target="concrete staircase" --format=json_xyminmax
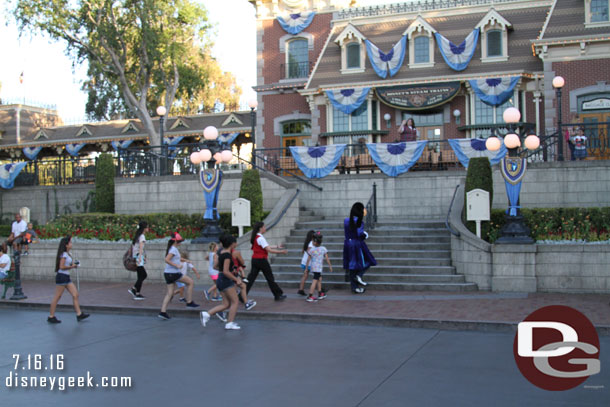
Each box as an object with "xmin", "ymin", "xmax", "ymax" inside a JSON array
[{"xmin": 253, "ymin": 210, "xmax": 478, "ymax": 292}]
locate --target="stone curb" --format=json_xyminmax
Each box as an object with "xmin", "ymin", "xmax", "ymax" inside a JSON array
[{"xmin": 3, "ymin": 300, "xmax": 609, "ymax": 336}]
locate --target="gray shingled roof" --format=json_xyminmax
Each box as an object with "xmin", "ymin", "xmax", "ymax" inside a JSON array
[
  {"xmin": 0, "ymin": 106, "xmax": 253, "ymax": 151},
  {"xmin": 540, "ymin": 0, "xmax": 610, "ymax": 40},
  {"xmin": 306, "ymin": 5, "xmax": 550, "ymax": 91}
]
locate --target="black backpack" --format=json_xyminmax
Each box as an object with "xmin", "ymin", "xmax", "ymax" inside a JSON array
[{"xmin": 123, "ymin": 245, "xmax": 138, "ymax": 272}]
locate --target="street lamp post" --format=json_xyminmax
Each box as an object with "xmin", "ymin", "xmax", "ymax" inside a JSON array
[
  {"xmin": 552, "ymin": 76, "xmax": 565, "ymax": 162},
  {"xmin": 156, "ymin": 106, "xmax": 167, "ymax": 175},
  {"xmin": 486, "ymin": 107, "xmax": 540, "ymax": 244},
  {"xmin": 10, "ymin": 251, "xmax": 27, "ymax": 300},
  {"xmin": 249, "ymin": 99, "xmax": 258, "ymax": 166},
  {"xmin": 190, "ymin": 126, "xmax": 234, "ymax": 244}
]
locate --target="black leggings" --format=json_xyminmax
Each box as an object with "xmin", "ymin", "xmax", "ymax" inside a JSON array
[
  {"xmin": 246, "ymin": 258, "xmax": 283, "ymax": 299},
  {"xmin": 134, "ymin": 266, "xmax": 147, "ymax": 292}
]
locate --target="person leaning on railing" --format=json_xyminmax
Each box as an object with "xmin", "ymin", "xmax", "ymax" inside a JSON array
[{"xmin": 398, "ymin": 118, "xmax": 418, "ymax": 142}]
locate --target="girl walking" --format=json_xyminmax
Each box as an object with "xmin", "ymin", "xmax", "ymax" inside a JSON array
[
  {"xmin": 158, "ymin": 232, "xmax": 199, "ymax": 320},
  {"xmin": 200, "ymin": 235, "xmax": 242, "ymax": 330},
  {"xmin": 175, "ymin": 250, "xmax": 201, "ymax": 302},
  {"xmin": 297, "ymin": 230, "xmax": 315, "ymax": 296},
  {"xmin": 48, "ymin": 236, "xmax": 89, "ymax": 323},
  {"xmin": 343, "ymin": 202, "xmax": 377, "ymax": 294},
  {"xmin": 245, "ymin": 222, "xmax": 287, "ymax": 301},
  {"xmin": 304, "ymin": 232, "xmax": 332, "ymax": 302},
  {"xmin": 128, "ymin": 221, "xmax": 148, "ymax": 300},
  {"xmin": 204, "ymin": 242, "xmax": 222, "ymax": 301}
]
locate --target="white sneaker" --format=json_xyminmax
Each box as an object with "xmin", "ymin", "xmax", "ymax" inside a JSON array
[
  {"xmin": 356, "ymin": 276, "xmax": 367, "ymax": 286},
  {"xmin": 200, "ymin": 311, "xmax": 210, "ymax": 327},
  {"xmin": 225, "ymin": 322, "xmax": 241, "ymax": 330}
]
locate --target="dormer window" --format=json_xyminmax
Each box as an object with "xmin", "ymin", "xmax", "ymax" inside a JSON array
[
  {"xmin": 335, "ymin": 24, "xmax": 366, "ymax": 74},
  {"xmin": 476, "ymin": 9, "xmax": 512, "ymax": 62},
  {"xmin": 586, "ymin": 0, "xmax": 610, "ymax": 27},
  {"xmin": 405, "ymin": 16, "xmax": 436, "ymax": 68}
]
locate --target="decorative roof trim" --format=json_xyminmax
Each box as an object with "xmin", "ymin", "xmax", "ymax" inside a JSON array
[
  {"xmin": 305, "ymin": 25, "xmax": 337, "ymax": 90},
  {"xmin": 121, "ymin": 122, "xmax": 140, "ymax": 134},
  {"xmin": 34, "ymin": 130, "xmax": 50, "ymax": 140},
  {"xmin": 538, "ymin": 0, "xmax": 557, "ymax": 40},
  {"xmin": 475, "ymin": 8, "xmax": 512, "ymax": 30},
  {"xmin": 75, "ymin": 126, "xmax": 93, "ymax": 137},
  {"xmin": 334, "ymin": 23, "xmax": 367, "ymax": 46},
  {"xmin": 221, "ymin": 113, "xmax": 243, "ymax": 127},
  {"xmin": 404, "ymin": 15, "xmax": 437, "ymax": 38},
  {"xmin": 170, "ymin": 118, "xmax": 190, "ymax": 130}
]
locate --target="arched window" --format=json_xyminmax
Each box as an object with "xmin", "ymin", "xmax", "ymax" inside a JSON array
[
  {"xmin": 346, "ymin": 43, "xmax": 361, "ymax": 69},
  {"xmin": 487, "ymin": 30, "xmax": 503, "ymax": 57},
  {"xmin": 414, "ymin": 36, "xmax": 430, "ymax": 63},
  {"xmin": 287, "ymin": 39, "xmax": 309, "ymax": 79}
]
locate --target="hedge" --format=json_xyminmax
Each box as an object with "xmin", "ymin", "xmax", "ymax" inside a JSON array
[
  {"xmin": 464, "ymin": 157, "xmax": 493, "ymax": 238},
  {"xmin": 94, "ymin": 153, "xmax": 115, "ymax": 213},
  {"xmin": 239, "ymin": 169, "xmax": 264, "ymax": 224}
]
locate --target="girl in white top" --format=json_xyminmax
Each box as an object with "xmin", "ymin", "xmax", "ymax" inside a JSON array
[
  {"xmin": 128, "ymin": 221, "xmax": 148, "ymax": 300},
  {"xmin": 0, "ymin": 242, "xmax": 10, "ymax": 279},
  {"xmin": 47, "ymin": 235, "xmax": 89, "ymax": 323},
  {"xmin": 174, "ymin": 249, "xmax": 200, "ymax": 302},
  {"xmin": 204, "ymin": 242, "xmax": 222, "ymax": 301},
  {"xmin": 298, "ymin": 230, "xmax": 315, "ymax": 296},
  {"xmin": 158, "ymin": 232, "xmax": 199, "ymax": 320}
]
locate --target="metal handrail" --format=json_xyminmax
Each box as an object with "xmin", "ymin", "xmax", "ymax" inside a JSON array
[
  {"xmin": 364, "ymin": 183, "xmax": 378, "ymax": 231},
  {"xmin": 249, "ymin": 151, "xmax": 323, "ymax": 191},
  {"xmin": 445, "ymin": 184, "xmax": 461, "ymax": 237}
]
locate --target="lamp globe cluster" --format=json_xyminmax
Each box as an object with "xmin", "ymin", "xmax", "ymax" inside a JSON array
[
  {"xmin": 189, "ymin": 126, "xmax": 233, "ymax": 165},
  {"xmin": 485, "ymin": 107, "xmax": 540, "ymax": 152}
]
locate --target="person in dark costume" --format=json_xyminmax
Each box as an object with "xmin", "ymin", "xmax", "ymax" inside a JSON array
[{"xmin": 343, "ymin": 202, "xmax": 376, "ymax": 294}]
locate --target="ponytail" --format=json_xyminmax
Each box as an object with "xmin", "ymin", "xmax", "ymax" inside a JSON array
[
  {"xmin": 302, "ymin": 230, "xmax": 315, "ymax": 253},
  {"xmin": 250, "ymin": 222, "xmax": 264, "ymax": 245},
  {"xmin": 132, "ymin": 221, "xmax": 148, "ymax": 245},
  {"xmin": 166, "ymin": 239, "xmax": 175, "ymax": 256}
]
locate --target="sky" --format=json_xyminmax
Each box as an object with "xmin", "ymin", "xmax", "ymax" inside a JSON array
[{"xmin": 0, "ymin": 0, "xmax": 391, "ymax": 124}]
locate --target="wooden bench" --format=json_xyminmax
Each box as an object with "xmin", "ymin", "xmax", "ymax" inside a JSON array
[{"xmin": 1, "ymin": 262, "xmax": 16, "ymax": 299}]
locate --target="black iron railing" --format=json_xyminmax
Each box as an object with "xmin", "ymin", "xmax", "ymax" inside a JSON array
[
  {"xmin": 280, "ymin": 62, "xmax": 313, "ymax": 80},
  {"xmin": 364, "ymin": 183, "xmax": 377, "ymax": 231},
  {"xmin": 14, "ymin": 156, "xmax": 100, "ymax": 186}
]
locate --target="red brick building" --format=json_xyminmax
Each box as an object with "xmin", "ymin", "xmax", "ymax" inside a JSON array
[{"xmin": 250, "ymin": 0, "xmax": 610, "ymax": 160}]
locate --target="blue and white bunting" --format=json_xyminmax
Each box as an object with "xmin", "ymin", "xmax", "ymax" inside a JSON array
[
  {"xmin": 435, "ymin": 29, "xmax": 479, "ymax": 71},
  {"xmin": 326, "ymin": 88, "xmax": 371, "ymax": 115},
  {"xmin": 111, "ymin": 140, "xmax": 134, "ymax": 150},
  {"xmin": 365, "ymin": 36, "xmax": 407, "ymax": 79},
  {"xmin": 469, "ymin": 77, "xmax": 520, "ymax": 107},
  {"xmin": 163, "ymin": 136, "xmax": 184, "ymax": 158},
  {"xmin": 289, "ymin": 144, "xmax": 347, "ymax": 179},
  {"xmin": 23, "ymin": 146, "xmax": 42, "ymax": 160},
  {"xmin": 218, "ymin": 132, "xmax": 239, "ymax": 146},
  {"xmin": 65, "ymin": 143, "xmax": 86, "ymax": 157},
  {"xmin": 365, "ymin": 141, "xmax": 428, "ymax": 177},
  {"xmin": 447, "ymin": 138, "xmax": 507, "ymax": 168},
  {"xmin": 277, "ymin": 11, "xmax": 316, "ymax": 35},
  {"xmin": 0, "ymin": 162, "xmax": 27, "ymax": 189}
]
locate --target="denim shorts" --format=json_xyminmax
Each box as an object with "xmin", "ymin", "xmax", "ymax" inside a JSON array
[
  {"xmin": 300, "ymin": 264, "xmax": 311, "ymax": 272},
  {"xmin": 215, "ymin": 274, "xmax": 235, "ymax": 292},
  {"xmin": 164, "ymin": 272, "xmax": 182, "ymax": 284},
  {"xmin": 55, "ymin": 273, "xmax": 71, "ymax": 286}
]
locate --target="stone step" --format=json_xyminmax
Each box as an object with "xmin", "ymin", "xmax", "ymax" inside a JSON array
[
  {"xmin": 295, "ymin": 220, "xmax": 446, "ymax": 229},
  {"xmin": 252, "ymin": 280, "xmax": 478, "ymax": 292},
  {"xmin": 298, "ymin": 215, "xmax": 325, "ymax": 222},
  {"xmin": 289, "ymin": 229, "xmax": 450, "ymax": 237},
  {"xmin": 281, "ymin": 249, "xmax": 451, "ymax": 259},
  {"xmin": 272, "ymin": 257, "xmax": 452, "ymax": 267},
  {"xmin": 267, "ymin": 271, "xmax": 465, "ymax": 284},
  {"xmin": 284, "ymin": 235, "xmax": 451, "ymax": 244},
  {"xmin": 266, "ymin": 264, "xmax": 457, "ymax": 275},
  {"xmin": 283, "ymin": 242, "xmax": 452, "ymax": 251}
]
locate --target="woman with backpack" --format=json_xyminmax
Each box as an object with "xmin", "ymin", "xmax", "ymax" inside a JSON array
[{"xmin": 128, "ymin": 221, "xmax": 148, "ymax": 300}]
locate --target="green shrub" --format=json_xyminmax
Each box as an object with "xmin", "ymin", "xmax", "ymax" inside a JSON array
[
  {"xmin": 464, "ymin": 157, "xmax": 493, "ymax": 238},
  {"xmin": 239, "ymin": 169, "xmax": 264, "ymax": 224},
  {"xmin": 0, "ymin": 225, "xmax": 11, "ymax": 237},
  {"xmin": 94, "ymin": 153, "xmax": 115, "ymax": 213},
  {"xmin": 487, "ymin": 207, "xmax": 610, "ymax": 243}
]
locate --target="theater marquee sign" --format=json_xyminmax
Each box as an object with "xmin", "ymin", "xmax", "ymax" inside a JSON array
[{"xmin": 376, "ymin": 82, "xmax": 461, "ymax": 110}]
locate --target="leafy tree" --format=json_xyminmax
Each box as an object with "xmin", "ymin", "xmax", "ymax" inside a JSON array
[{"xmin": 10, "ymin": 0, "xmax": 211, "ymax": 145}]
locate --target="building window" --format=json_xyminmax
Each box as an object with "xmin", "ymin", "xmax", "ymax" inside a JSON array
[
  {"xmin": 591, "ymin": 0, "xmax": 610, "ymax": 22},
  {"xmin": 487, "ymin": 30, "xmax": 503, "ymax": 57},
  {"xmin": 282, "ymin": 120, "xmax": 311, "ymax": 136},
  {"xmin": 332, "ymin": 102, "xmax": 368, "ymax": 132},
  {"xmin": 473, "ymin": 97, "xmax": 515, "ymax": 137},
  {"xmin": 346, "ymin": 43, "xmax": 361, "ymax": 68},
  {"xmin": 476, "ymin": 9, "xmax": 511, "ymax": 62},
  {"xmin": 287, "ymin": 39, "xmax": 309, "ymax": 79},
  {"xmin": 414, "ymin": 36, "xmax": 430, "ymax": 63}
]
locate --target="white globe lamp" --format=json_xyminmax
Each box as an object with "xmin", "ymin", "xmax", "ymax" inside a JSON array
[
  {"xmin": 248, "ymin": 99, "xmax": 258, "ymax": 110},
  {"xmin": 220, "ymin": 150, "xmax": 233, "ymax": 163},
  {"xmin": 485, "ymin": 136, "xmax": 501, "ymax": 151},
  {"xmin": 552, "ymin": 76, "xmax": 565, "ymax": 89},
  {"xmin": 156, "ymin": 106, "xmax": 167, "ymax": 116},
  {"xmin": 503, "ymin": 107, "xmax": 521, "ymax": 124},
  {"xmin": 199, "ymin": 149, "xmax": 212, "ymax": 162},
  {"xmin": 190, "ymin": 152, "xmax": 202, "ymax": 165},
  {"xmin": 203, "ymin": 126, "xmax": 218, "ymax": 141},
  {"xmin": 213, "ymin": 152, "xmax": 222, "ymax": 162},
  {"xmin": 524, "ymin": 135, "xmax": 540, "ymax": 150},
  {"xmin": 504, "ymin": 133, "xmax": 521, "ymax": 149}
]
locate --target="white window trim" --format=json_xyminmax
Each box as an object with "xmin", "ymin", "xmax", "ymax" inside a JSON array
[
  {"xmin": 327, "ymin": 99, "xmax": 372, "ymax": 135},
  {"xmin": 284, "ymin": 37, "xmax": 311, "ymax": 81},
  {"xmin": 335, "ymin": 24, "xmax": 367, "ymax": 75},
  {"xmin": 585, "ymin": 0, "xmax": 610, "ymax": 27},
  {"xmin": 476, "ymin": 8, "xmax": 512, "ymax": 63},
  {"xmin": 404, "ymin": 16, "xmax": 436, "ymax": 69},
  {"xmin": 279, "ymin": 32, "xmax": 314, "ymax": 53}
]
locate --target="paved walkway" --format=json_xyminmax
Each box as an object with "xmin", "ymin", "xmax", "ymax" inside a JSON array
[{"xmin": 2, "ymin": 279, "xmax": 610, "ymax": 334}]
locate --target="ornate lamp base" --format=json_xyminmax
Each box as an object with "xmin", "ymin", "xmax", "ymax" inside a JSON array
[
  {"xmin": 10, "ymin": 251, "xmax": 27, "ymax": 300},
  {"xmin": 192, "ymin": 219, "xmax": 223, "ymax": 244},
  {"xmin": 495, "ymin": 214, "xmax": 534, "ymax": 244}
]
